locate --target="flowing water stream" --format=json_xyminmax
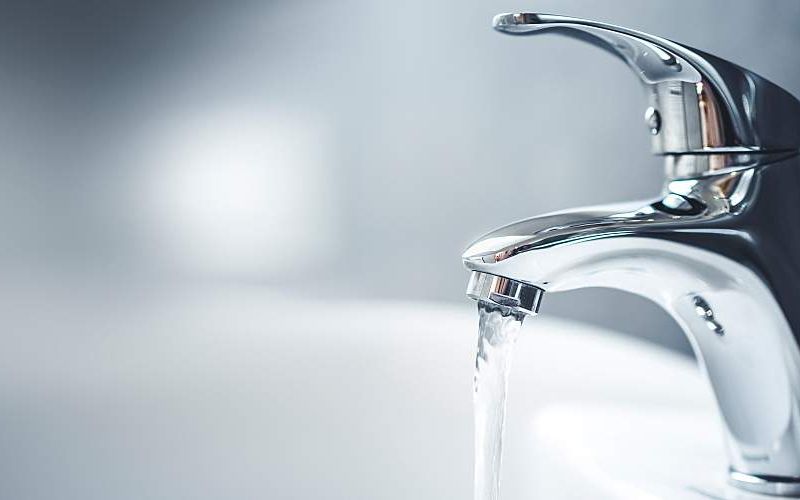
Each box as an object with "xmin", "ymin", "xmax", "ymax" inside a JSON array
[{"xmin": 473, "ymin": 299, "xmax": 526, "ymax": 500}]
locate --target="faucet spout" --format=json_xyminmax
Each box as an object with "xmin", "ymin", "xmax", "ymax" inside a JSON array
[{"xmin": 463, "ymin": 156, "xmax": 800, "ymax": 493}]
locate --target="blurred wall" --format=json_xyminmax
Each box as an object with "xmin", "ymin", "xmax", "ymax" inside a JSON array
[{"xmin": 2, "ymin": 0, "xmax": 799, "ymax": 354}]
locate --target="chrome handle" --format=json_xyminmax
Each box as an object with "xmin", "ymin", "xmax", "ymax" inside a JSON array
[{"xmin": 494, "ymin": 13, "xmax": 800, "ymax": 163}]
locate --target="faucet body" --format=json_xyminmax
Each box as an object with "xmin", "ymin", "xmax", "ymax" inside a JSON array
[
  {"xmin": 465, "ymin": 156, "xmax": 800, "ymax": 492},
  {"xmin": 467, "ymin": 13, "xmax": 800, "ymax": 496}
]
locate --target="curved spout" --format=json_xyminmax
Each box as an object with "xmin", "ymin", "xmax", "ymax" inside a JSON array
[{"xmin": 463, "ymin": 155, "xmax": 800, "ymax": 491}]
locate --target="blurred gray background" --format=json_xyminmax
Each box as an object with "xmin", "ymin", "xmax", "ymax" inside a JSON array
[{"xmin": 2, "ymin": 0, "xmax": 799, "ymax": 354}]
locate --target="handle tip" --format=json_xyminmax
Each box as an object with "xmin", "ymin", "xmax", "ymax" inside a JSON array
[{"xmin": 492, "ymin": 12, "xmax": 545, "ymax": 33}]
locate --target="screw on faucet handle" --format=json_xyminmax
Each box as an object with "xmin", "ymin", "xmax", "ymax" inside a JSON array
[{"xmin": 494, "ymin": 13, "xmax": 800, "ymax": 167}]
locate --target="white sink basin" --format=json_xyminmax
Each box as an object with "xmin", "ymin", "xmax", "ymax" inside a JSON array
[{"xmin": 0, "ymin": 285, "xmax": 776, "ymax": 499}]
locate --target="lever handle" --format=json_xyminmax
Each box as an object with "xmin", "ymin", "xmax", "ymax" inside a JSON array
[{"xmin": 494, "ymin": 13, "xmax": 800, "ymax": 159}]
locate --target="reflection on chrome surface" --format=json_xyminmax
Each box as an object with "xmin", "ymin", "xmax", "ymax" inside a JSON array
[
  {"xmin": 492, "ymin": 13, "xmax": 800, "ymax": 161},
  {"xmin": 466, "ymin": 12, "xmax": 800, "ymax": 497}
]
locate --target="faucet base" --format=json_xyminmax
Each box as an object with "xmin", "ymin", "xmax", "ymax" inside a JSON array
[{"xmin": 729, "ymin": 469, "xmax": 800, "ymax": 497}]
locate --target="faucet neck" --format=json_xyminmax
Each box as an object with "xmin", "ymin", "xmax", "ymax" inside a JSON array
[{"xmin": 464, "ymin": 155, "xmax": 800, "ymax": 493}]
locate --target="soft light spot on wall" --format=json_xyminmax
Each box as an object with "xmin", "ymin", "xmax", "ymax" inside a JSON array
[{"xmin": 144, "ymin": 107, "xmax": 337, "ymax": 278}]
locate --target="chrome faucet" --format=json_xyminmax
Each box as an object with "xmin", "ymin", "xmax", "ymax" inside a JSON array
[{"xmin": 464, "ymin": 13, "xmax": 800, "ymax": 496}]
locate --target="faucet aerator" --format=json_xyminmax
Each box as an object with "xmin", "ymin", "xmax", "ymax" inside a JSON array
[{"xmin": 466, "ymin": 271, "xmax": 544, "ymax": 316}]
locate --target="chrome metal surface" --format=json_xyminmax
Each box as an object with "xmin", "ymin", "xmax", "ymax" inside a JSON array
[
  {"xmin": 493, "ymin": 13, "xmax": 800, "ymax": 168},
  {"xmin": 729, "ymin": 470, "xmax": 800, "ymax": 497},
  {"xmin": 464, "ymin": 12, "xmax": 800, "ymax": 495},
  {"xmin": 464, "ymin": 158, "xmax": 800, "ymax": 490},
  {"xmin": 466, "ymin": 271, "xmax": 543, "ymax": 315},
  {"xmin": 645, "ymin": 106, "xmax": 661, "ymax": 135}
]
